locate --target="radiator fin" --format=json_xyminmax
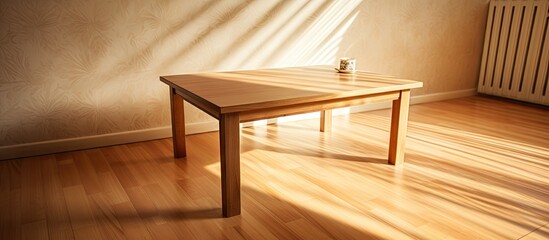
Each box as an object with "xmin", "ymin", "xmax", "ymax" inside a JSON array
[{"xmin": 478, "ymin": 0, "xmax": 549, "ymax": 105}]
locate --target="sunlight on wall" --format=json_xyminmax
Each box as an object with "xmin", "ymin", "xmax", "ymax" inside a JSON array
[
  {"xmin": 0, "ymin": 0, "xmax": 361, "ymax": 146},
  {"xmin": 274, "ymin": 1, "xmax": 361, "ymax": 66},
  {"xmin": 243, "ymin": 1, "xmax": 360, "ymax": 126}
]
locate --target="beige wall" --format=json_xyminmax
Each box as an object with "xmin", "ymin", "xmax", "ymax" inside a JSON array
[{"xmin": 0, "ymin": 0, "xmax": 489, "ymax": 147}]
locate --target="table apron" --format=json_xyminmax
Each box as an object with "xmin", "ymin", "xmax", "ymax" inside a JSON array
[
  {"xmin": 175, "ymin": 88, "xmax": 220, "ymax": 119},
  {"xmin": 239, "ymin": 91, "xmax": 400, "ymax": 123}
]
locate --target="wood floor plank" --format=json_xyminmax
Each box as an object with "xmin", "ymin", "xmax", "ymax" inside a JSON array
[
  {"xmin": 139, "ymin": 183, "xmax": 197, "ymax": 239},
  {"xmin": 520, "ymin": 224, "xmax": 549, "ymax": 240},
  {"xmin": 0, "ymin": 160, "xmax": 10, "ymax": 194},
  {"xmin": 125, "ymin": 186, "xmax": 170, "ymax": 227},
  {"xmin": 86, "ymin": 149, "xmax": 112, "ymax": 174},
  {"xmin": 87, "ymin": 193, "xmax": 126, "ymax": 239},
  {"xmin": 63, "ymin": 185, "xmax": 102, "ymax": 239},
  {"xmin": 97, "ymin": 171, "xmax": 131, "ymax": 206},
  {"xmin": 72, "ymin": 151, "xmax": 103, "ymax": 195},
  {"xmin": 41, "ymin": 155, "xmax": 75, "ymax": 240},
  {"xmin": 240, "ymin": 193, "xmax": 302, "ymax": 240},
  {"xmin": 285, "ymin": 218, "xmax": 335, "ymax": 240},
  {"xmin": 125, "ymin": 144, "xmax": 175, "ymax": 184},
  {"xmin": 21, "ymin": 220, "xmax": 48, "ymax": 240},
  {"xmin": 20, "ymin": 157, "xmax": 46, "ymax": 224},
  {"xmin": 100, "ymin": 147, "xmax": 139, "ymax": 189},
  {"xmin": 5, "ymin": 189, "xmax": 22, "ymax": 240},
  {"xmin": 0, "ymin": 161, "xmax": 13, "ymax": 240},
  {"xmin": 56, "ymin": 154, "xmax": 82, "ymax": 188},
  {"xmin": 110, "ymin": 201, "xmax": 152, "ymax": 240},
  {"xmin": 230, "ymin": 213, "xmax": 280, "ymax": 240}
]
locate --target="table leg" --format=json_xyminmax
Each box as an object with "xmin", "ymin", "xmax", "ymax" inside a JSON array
[
  {"xmin": 219, "ymin": 113, "xmax": 241, "ymax": 217},
  {"xmin": 320, "ymin": 110, "xmax": 332, "ymax": 132},
  {"xmin": 170, "ymin": 87, "xmax": 186, "ymax": 158},
  {"xmin": 388, "ymin": 90, "xmax": 411, "ymax": 165}
]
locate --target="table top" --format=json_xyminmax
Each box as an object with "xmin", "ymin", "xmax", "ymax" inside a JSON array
[{"xmin": 160, "ymin": 65, "xmax": 422, "ymax": 114}]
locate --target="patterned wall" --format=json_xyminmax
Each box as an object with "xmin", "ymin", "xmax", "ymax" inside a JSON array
[{"xmin": 0, "ymin": 0, "xmax": 489, "ymax": 146}]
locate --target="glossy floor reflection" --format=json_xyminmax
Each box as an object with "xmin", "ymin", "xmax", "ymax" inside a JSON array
[{"xmin": 1, "ymin": 96, "xmax": 547, "ymax": 239}]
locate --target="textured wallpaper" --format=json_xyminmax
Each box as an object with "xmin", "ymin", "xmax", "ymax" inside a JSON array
[{"xmin": 0, "ymin": 0, "xmax": 488, "ymax": 147}]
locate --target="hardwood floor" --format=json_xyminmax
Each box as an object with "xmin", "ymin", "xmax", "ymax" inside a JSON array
[{"xmin": 1, "ymin": 96, "xmax": 548, "ymax": 239}]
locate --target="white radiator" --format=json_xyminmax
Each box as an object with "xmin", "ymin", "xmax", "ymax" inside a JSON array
[{"xmin": 478, "ymin": 0, "xmax": 549, "ymax": 105}]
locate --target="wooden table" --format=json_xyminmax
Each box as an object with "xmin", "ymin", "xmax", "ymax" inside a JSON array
[{"xmin": 160, "ymin": 65, "xmax": 423, "ymax": 217}]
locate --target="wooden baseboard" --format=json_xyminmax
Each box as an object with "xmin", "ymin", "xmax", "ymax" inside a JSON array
[
  {"xmin": 0, "ymin": 88, "xmax": 476, "ymax": 160},
  {"xmin": 350, "ymin": 88, "xmax": 477, "ymax": 113},
  {"xmin": 0, "ymin": 121, "xmax": 218, "ymax": 160}
]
